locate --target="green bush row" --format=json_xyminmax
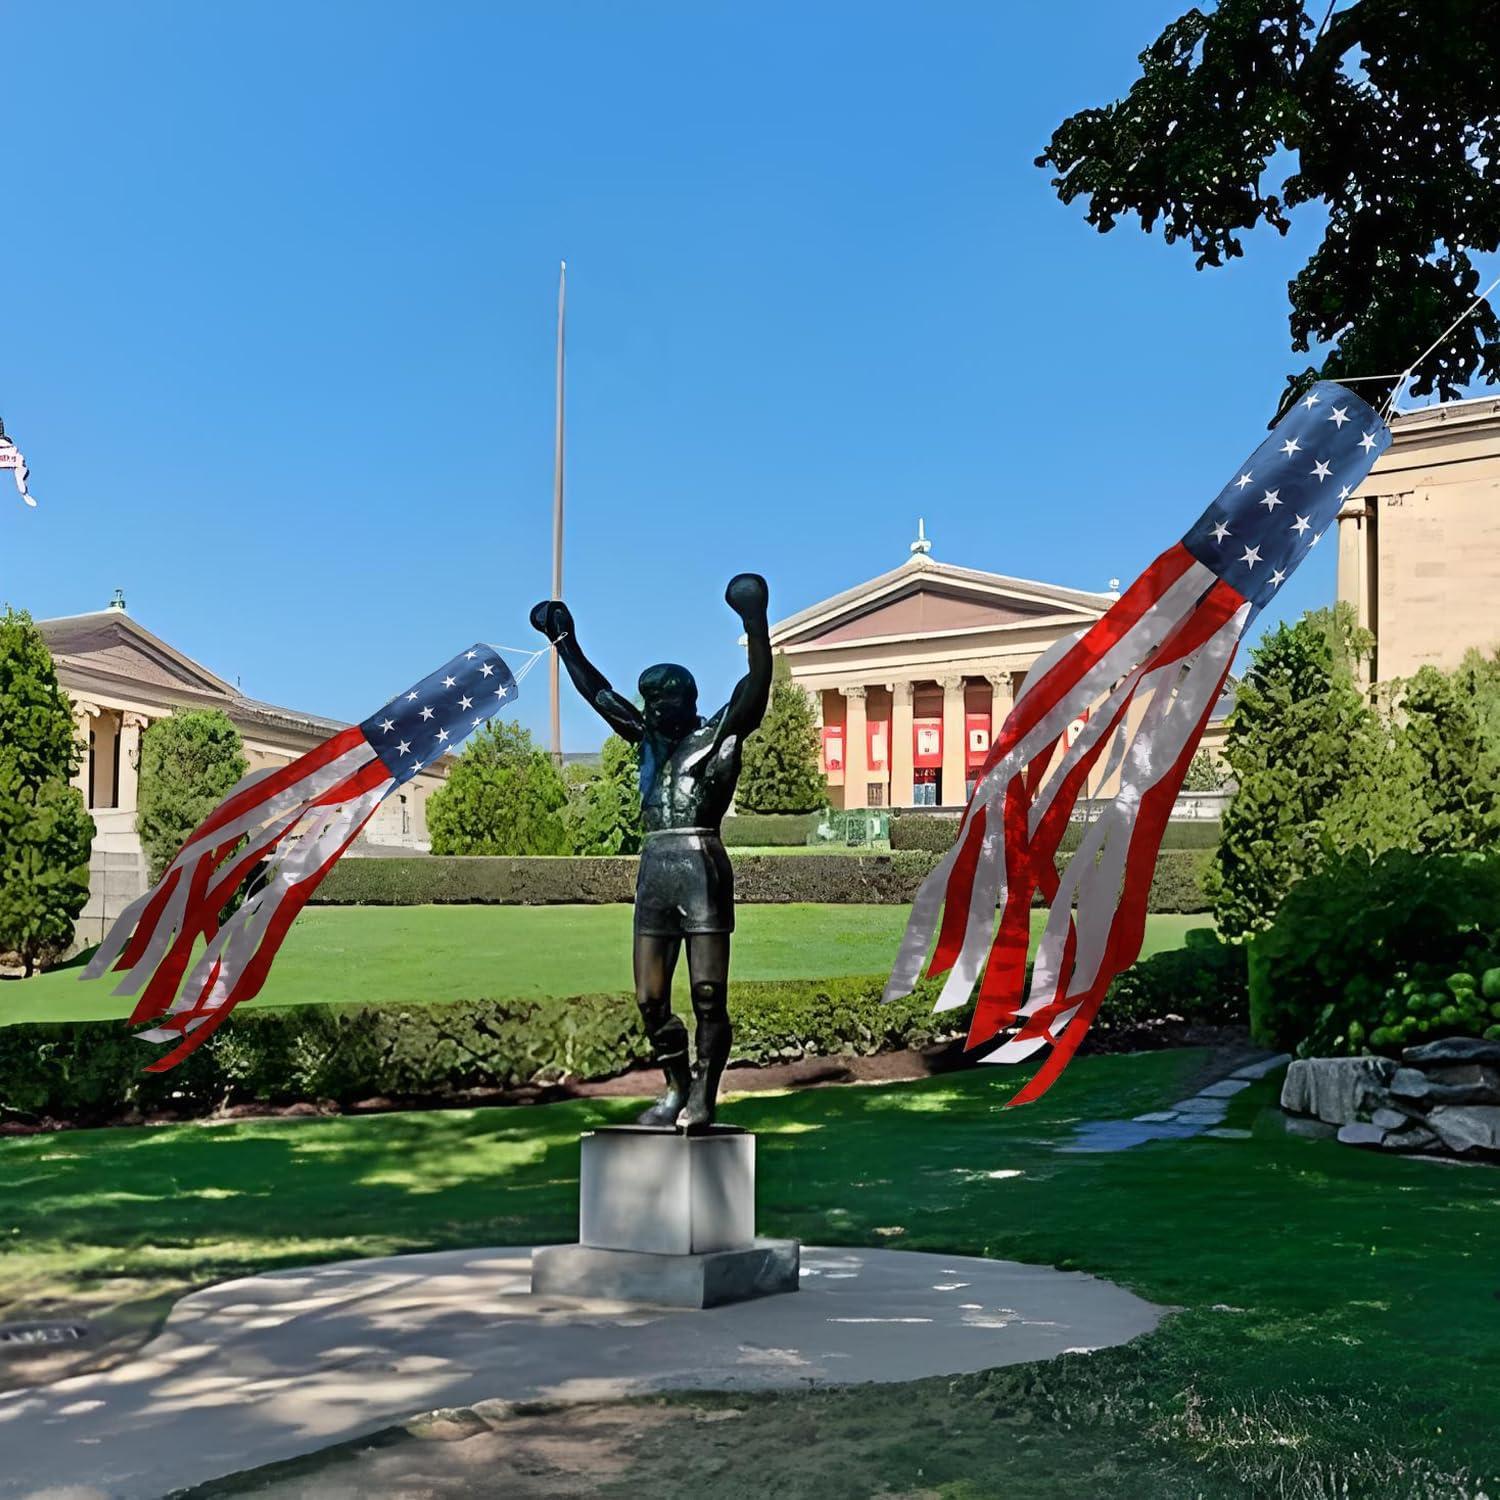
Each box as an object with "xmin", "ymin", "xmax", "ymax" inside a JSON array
[
  {"xmin": 719, "ymin": 812, "xmax": 824, "ymax": 847},
  {"xmin": 317, "ymin": 849, "xmax": 1211, "ymax": 913},
  {"xmin": 0, "ymin": 930, "xmax": 1247, "ymax": 1124},
  {"xmin": 889, "ymin": 815, "xmax": 1221, "ymax": 854},
  {"xmin": 1249, "ymin": 849, "xmax": 1500, "ymax": 1056},
  {"xmin": 0, "ymin": 976, "xmax": 963, "ymax": 1123}
]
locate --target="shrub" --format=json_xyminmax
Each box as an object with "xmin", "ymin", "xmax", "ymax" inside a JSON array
[
  {"xmin": 1208, "ymin": 605, "xmax": 1393, "ymax": 939},
  {"xmin": 0, "ymin": 975, "xmax": 960, "ymax": 1123},
  {"xmin": 315, "ymin": 851, "xmax": 941, "ymax": 906},
  {"xmin": 316, "ymin": 847, "xmax": 1211, "ymax": 912},
  {"xmin": 565, "ymin": 735, "xmax": 643, "ymax": 855},
  {"xmin": 0, "ymin": 609, "xmax": 94, "ymax": 973},
  {"xmin": 427, "ymin": 720, "xmax": 570, "ymax": 856},
  {"xmin": 720, "ymin": 812, "xmax": 823, "ymax": 847},
  {"xmin": 1102, "ymin": 928, "xmax": 1247, "ymax": 1031},
  {"xmin": 735, "ymin": 653, "xmax": 825, "ymax": 813},
  {"xmin": 890, "ymin": 815, "xmax": 1221, "ymax": 855},
  {"xmin": 137, "ymin": 709, "xmax": 249, "ymax": 884},
  {"xmin": 1181, "ymin": 749, "xmax": 1227, "ymax": 792},
  {"xmin": 1248, "ymin": 849, "xmax": 1500, "ymax": 1056}
]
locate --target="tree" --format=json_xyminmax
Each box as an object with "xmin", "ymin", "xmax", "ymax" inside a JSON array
[
  {"xmin": 1391, "ymin": 652, "xmax": 1500, "ymax": 853},
  {"xmin": 735, "ymin": 654, "xmax": 826, "ymax": 815},
  {"xmin": 0, "ymin": 609, "xmax": 94, "ymax": 974},
  {"xmin": 426, "ymin": 719, "xmax": 570, "ymax": 856},
  {"xmin": 1182, "ymin": 749, "xmax": 1228, "ymax": 792},
  {"xmin": 1207, "ymin": 604, "xmax": 1390, "ymax": 936},
  {"xmin": 565, "ymin": 734, "xmax": 643, "ymax": 855},
  {"xmin": 1038, "ymin": 1, "xmax": 1500, "ymax": 414},
  {"xmin": 137, "ymin": 710, "xmax": 249, "ymax": 883}
]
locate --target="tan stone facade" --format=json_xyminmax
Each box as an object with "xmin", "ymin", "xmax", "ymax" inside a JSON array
[
  {"xmin": 1338, "ymin": 394, "xmax": 1500, "ymax": 684},
  {"xmin": 768, "ymin": 552, "xmax": 1120, "ymax": 809},
  {"xmin": 38, "ymin": 602, "xmax": 450, "ymax": 945}
]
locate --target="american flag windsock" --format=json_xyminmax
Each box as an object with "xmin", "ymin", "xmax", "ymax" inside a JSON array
[
  {"xmin": 83, "ymin": 645, "xmax": 523, "ymax": 1071},
  {"xmin": 0, "ymin": 432, "xmax": 37, "ymax": 507},
  {"xmin": 884, "ymin": 381, "xmax": 1393, "ymax": 1105}
]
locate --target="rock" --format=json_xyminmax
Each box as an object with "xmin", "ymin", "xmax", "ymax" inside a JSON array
[
  {"xmin": 1229, "ymin": 1053, "xmax": 1293, "ymax": 1082},
  {"xmin": 1337, "ymin": 1122, "xmax": 1388, "ymax": 1148},
  {"xmin": 1389, "ymin": 1067, "xmax": 1433, "ymax": 1102},
  {"xmin": 1427, "ymin": 1064, "xmax": 1500, "ymax": 1099},
  {"xmin": 1281, "ymin": 1057, "xmax": 1395, "ymax": 1125},
  {"xmin": 1381, "ymin": 1124, "xmax": 1438, "ymax": 1153},
  {"xmin": 1401, "ymin": 1037, "xmax": 1500, "ymax": 1070},
  {"xmin": 1198, "ymin": 1078, "xmax": 1252, "ymax": 1099},
  {"xmin": 1372, "ymin": 1107, "xmax": 1411, "ymax": 1131},
  {"xmin": 1426, "ymin": 1105, "xmax": 1500, "ymax": 1158},
  {"xmin": 1389, "ymin": 1065, "xmax": 1500, "ymax": 1108},
  {"xmin": 1283, "ymin": 1115, "xmax": 1337, "ymax": 1140}
]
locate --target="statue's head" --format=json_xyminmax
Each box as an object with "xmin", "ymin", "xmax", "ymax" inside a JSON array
[{"xmin": 639, "ymin": 662, "xmax": 699, "ymax": 739}]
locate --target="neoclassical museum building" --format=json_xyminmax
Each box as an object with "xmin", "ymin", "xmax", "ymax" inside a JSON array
[
  {"xmin": 37, "ymin": 596, "xmax": 447, "ymax": 946},
  {"xmin": 768, "ymin": 533, "xmax": 1122, "ymax": 810}
]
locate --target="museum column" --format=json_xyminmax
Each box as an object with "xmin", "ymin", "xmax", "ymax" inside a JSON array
[
  {"xmin": 939, "ymin": 675, "xmax": 967, "ymax": 807},
  {"xmin": 116, "ymin": 712, "xmax": 148, "ymax": 821},
  {"xmin": 840, "ymin": 685, "xmax": 869, "ymax": 810},
  {"xmin": 986, "ymin": 670, "xmax": 1015, "ymax": 744},
  {"xmin": 889, "ymin": 681, "xmax": 914, "ymax": 808},
  {"xmin": 70, "ymin": 701, "xmax": 98, "ymax": 806}
]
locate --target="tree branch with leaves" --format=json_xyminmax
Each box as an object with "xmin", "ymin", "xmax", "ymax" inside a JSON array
[{"xmin": 1038, "ymin": 0, "xmax": 1500, "ymax": 415}]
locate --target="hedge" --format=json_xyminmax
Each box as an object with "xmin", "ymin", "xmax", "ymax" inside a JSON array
[
  {"xmin": 1249, "ymin": 849, "xmax": 1500, "ymax": 1056},
  {"xmin": 0, "ymin": 928, "xmax": 1244, "ymax": 1124},
  {"xmin": 890, "ymin": 814, "xmax": 1222, "ymax": 855},
  {"xmin": 317, "ymin": 850, "xmax": 1211, "ymax": 913},
  {"xmin": 0, "ymin": 976, "xmax": 963, "ymax": 1124},
  {"xmin": 720, "ymin": 812, "xmax": 823, "ymax": 847},
  {"xmin": 316, "ymin": 853, "xmax": 938, "ymax": 906}
]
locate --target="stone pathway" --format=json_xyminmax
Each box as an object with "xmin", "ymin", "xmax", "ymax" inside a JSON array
[
  {"xmin": 1058, "ymin": 1051, "xmax": 1291, "ymax": 1153},
  {"xmin": 0, "ymin": 1246, "xmax": 1162, "ymax": 1500}
]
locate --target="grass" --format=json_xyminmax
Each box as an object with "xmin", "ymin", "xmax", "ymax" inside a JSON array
[
  {"xmin": 2, "ymin": 905, "xmax": 1211, "ymax": 1026},
  {"xmin": 3, "ymin": 1052, "xmax": 1498, "ymax": 1496}
]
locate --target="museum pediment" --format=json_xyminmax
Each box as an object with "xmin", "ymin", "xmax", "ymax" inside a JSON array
[
  {"xmin": 770, "ymin": 558, "xmax": 1111, "ymax": 650},
  {"xmin": 38, "ymin": 612, "xmax": 235, "ymax": 699}
]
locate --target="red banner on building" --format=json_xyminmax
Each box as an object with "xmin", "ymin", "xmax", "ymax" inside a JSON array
[
  {"xmin": 822, "ymin": 725, "xmax": 845, "ymax": 772},
  {"xmin": 913, "ymin": 717, "xmax": 942, "ymax": 769},
  {"xmin": 965, "ymin": 712, "xmax": 991, "ymax": 768},
  {"xmin": 867, "ymin": 719, "xmax": 889, "ymax": 772}
]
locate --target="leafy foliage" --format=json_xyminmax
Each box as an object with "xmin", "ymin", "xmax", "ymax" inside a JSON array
[
  {"xmin": 563, "ymin": 734, "xmax": 643, "ymax": 855},
  {"xmin": 1103, "ymin": 926, "xmax": 1248, "ymax": 1032},
  {"xmin": 1249, "ymin": 848, "xmax": 1500, "ymax": 1054},
  {"xmin": 0, "ymin": 974, "xmax": 959, "ymax": 1122},
  {"xmin": 1207, "ymin": 606, "xmax": 1386, "ymax": 937},
  {"xmin": 720, "ymin": 811, "xmax": 823, "ymax": 847},
  {"xmin": 0, "ymin": 609, "xmax": 94, "ymax": 974},
  {"xmin": 137, "ymin": 710, "xmax": 249, "ymax": 884},
  {"xmin": 1181, "ymin": 749, "xmax": 1228, "ymax": 792},
  {"xmin": 1038, "ymin": 0, "xmax": 1500, "ymax": 413},
  {"xmin": 425, "ymin": 719, "xmax": 570, "ymax": 856},
  {"xmin": 735, "ymin": 653, "xmax": 826, "ymax": 814},
  {"xmin": 1212, "ymin": 617, "xmax": 1500, "ymax": 937}
]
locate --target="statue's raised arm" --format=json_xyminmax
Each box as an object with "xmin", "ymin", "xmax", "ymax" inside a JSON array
[
  {"xmin": 530, "ymin": 599, "xmax": 646, "ymax": 743},
  {"xmin": 714, "ymin": 573, "xmax": 772, "ymax": 746}
]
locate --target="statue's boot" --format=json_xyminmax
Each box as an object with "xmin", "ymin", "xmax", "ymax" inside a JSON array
[
  {"xmin": 636, "ymin": 1017, "xmax": 692, "ymax": 1128},
  {"xmin": 677, "ymin": 1016, "xmax": 732, "ymax": 1133}
]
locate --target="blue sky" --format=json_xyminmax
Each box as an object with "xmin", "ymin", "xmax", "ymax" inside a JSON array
[{"xmin": 2, "ymin": 3, "xmax": 1480, "ymax": 748}]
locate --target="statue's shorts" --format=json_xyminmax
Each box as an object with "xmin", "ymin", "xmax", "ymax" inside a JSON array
[{"xmin": 634, "ymin": 827, "xmax": 735, "ymax": 937}]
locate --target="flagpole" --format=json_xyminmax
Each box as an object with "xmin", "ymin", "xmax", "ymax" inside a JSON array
[{"xmin": 550, "ymin": 260, "xmax": 566, "ymax": 768}]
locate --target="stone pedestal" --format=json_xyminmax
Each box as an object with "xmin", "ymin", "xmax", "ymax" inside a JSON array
[{"xmin": 531, "ymin": 1126, "xmax": 799, "ymax": 1309}]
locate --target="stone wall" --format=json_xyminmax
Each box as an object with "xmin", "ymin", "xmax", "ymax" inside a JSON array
[{"xmin": 1281, "ymin": 1039, "xmax": 1500, "ymax": 1161}]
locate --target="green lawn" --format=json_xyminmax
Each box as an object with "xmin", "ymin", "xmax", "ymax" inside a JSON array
[
  {"xmin": 2, "ymin": 1055, "xmax": 1496, "ymax": 1497},
  {"xmin": 4, "ymin": 905, "xmax": 1210, "ymax": 1026}
]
